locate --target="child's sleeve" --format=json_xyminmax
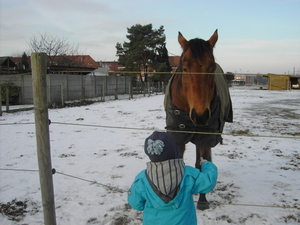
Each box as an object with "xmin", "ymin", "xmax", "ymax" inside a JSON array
[
  {"xmin": 127, "ymin": 177, "xmax": 146, "ymax": 211},
  {"xmin": 191, "ymin": 161, "xmax": 218, "ymax": 194}
]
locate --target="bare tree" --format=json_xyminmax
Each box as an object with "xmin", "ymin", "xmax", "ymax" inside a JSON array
[{"xmin": 28, "ymin": 32, "xmax": 83, "ymax": 67}]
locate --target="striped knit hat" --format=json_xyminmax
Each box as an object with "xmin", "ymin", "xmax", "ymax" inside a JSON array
[{"xmin": 144, "ymin": 131, "xmax": 180, "ymax": 162}]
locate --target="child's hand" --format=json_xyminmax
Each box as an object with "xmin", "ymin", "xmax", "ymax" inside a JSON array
[{"xmin": 200, "ymin": 157, "xmax": 207, "ymax": 165}]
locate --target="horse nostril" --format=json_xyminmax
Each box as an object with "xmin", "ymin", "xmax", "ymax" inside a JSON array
[{"xmin": 190, "ymin": 108, "xmax": 211, "ymax": 125}]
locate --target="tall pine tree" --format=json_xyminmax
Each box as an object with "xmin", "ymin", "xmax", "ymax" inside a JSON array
[{"xmin": 116, "ymin": 24, "xmax": 171, "ymax": 82}]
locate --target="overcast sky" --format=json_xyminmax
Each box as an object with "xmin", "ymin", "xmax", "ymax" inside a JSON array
[{"xmin": 1, "ymin": 0, "xmax": 299, "ymax": 74}]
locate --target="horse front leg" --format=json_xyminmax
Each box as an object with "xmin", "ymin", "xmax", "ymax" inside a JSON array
[
  {"xmin": 196, "ymin": 146, "xmax": 211, "ymax": 210},
  {"xmin": 178, "ymin": 145, "xmax": 186, "ymax": 158}
]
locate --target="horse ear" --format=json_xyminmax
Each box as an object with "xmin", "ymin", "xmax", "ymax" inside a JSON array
[
  {"xmin": 178, "ymin": 32, "xmax": 189, "ymax": 51},
  {"xmin": 208, "ymin": 29, "xmax": 218, "ymax": 48}
]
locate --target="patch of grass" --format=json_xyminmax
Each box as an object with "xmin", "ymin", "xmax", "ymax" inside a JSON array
[
  {"xmin": 49, "ymin": 100, "xmax": 96, "ymax": 109},
  {"xmin": 0, "ymin": 199, "xmax": 39, "ymax": 222},
  {"xmin": 230, "ymin": 129, "xmax": 251, "ymax": 136}
]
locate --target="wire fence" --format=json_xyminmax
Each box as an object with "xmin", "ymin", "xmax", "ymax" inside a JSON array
[
  {"xmin": 1, "ymin": 74, "xmax": 299, "ymax": 212},
  {"xmin": 0, "ymin": 167, "xmax": 298, "ymax": 210},
  {"xmin": 1, "ymin": 120, "xmax": 300, "ymax": 140}
]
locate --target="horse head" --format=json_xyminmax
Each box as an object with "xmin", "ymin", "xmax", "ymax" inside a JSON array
[{"xmin": 173, "ymin": 30, "xmax": 218, "ymax": 125}]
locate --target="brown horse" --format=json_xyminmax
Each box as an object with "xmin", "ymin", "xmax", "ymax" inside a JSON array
[{"xmin": 164, "ymin": 30, "xmax": 233, "ymax": 210}]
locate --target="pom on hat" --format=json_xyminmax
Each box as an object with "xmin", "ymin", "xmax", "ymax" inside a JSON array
[
  {"xmin": 146, "ymin": 139, "xmax": 165, "ymax": 155},
  {"xmin": 144, "ymin": 131, "xmax": 180, "ymax": 162}
]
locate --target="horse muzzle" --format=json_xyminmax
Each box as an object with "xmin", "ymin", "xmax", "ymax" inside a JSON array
[{"xmin": 190, "ymin": 108, "xmax": 211, "ymax": 126}]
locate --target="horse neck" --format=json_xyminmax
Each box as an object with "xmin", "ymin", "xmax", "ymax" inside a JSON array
[{"xmin": 170, "ymin": 74, "xmax": 188, "ymax": 111}]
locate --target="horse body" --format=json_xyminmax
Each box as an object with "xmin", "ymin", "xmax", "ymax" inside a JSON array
[{"xmin": 164, "ymin": 30, "xmax": 233, "ymax": 210}]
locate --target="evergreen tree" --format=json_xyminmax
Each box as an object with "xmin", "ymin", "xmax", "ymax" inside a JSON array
[
  {"xmin": 21, "ymin": 52, "xmax": 29, "ymax": 71},
  {"xmin": 116, "ymin": 24, "xmax": 171, "ymax": 82}
]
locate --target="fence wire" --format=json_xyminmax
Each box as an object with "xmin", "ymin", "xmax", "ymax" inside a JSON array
[
  {"xmin": 0, "ymin": 121, "xmax": 299, "ymax": 140},
  {"xmin": 0, "ymin": 167, "xmax": 299, "ymax": 210},
  {"xmin": 1, "ymin": 86, "xmax": 299, "ymax": 212}
]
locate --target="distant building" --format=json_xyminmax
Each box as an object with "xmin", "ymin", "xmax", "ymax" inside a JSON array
[
  {"xmin": 1, "ymin": 55, "xmax": 99, "ymax": 75},
  {"xmin": 0, "ymin": 57, "xmax": 17, "ymax": 75},
  {"xmin": 168, "ymin": 56, "xmax": 180, "ymax": 72},
  {"xmin": 263, "ymin": 74, "xmax": 300, "ymax": 90},
  {"xmin": 233, "ymin": 74, "xmax": 246, "ymax": 85},
  {"xmin": 87, "ymin": 67, "xmax": 109, "ymax": 76},
  {"xmin": 97, "ymin": 61, "xmax": 125, "ymax": 76}
]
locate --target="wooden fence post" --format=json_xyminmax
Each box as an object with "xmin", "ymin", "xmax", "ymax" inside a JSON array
[
  {"xmin": 0, "ymin": 86, "xmax": 2, "ymax": 116},
  {"xmin": 31, "ymin": 52, "xmax": 57, "ymax": 225},
  {"xmin": 81, "ymin": 75, "xmax": 85, "ymax": 101},
  {"xmin": 148, "ymin": 82, "xmax": 151, "ymax": 97},
  {"xmin": 61, "ymin": 83, "xmax": 64, "ymax": 107},
  {"xmin": 101, "ymin": 84, "xmax": 105, "ymax": 102},
  {"xmin": 6, "ymin": 87, "xmax": 9, "ymax": 112},
  {"xmin": 94, "ymin": 76, "xmax": 97, "ymax": 97},
  {"xmin": 66, "ymin": 75, "xmax": 69, "ymax": 101},
  {"xmin": 129, "ymin": 80, "xmax": 133, "ymax": 99},
  {"xmin": 115, "ymin": 76, "xmax": 118, "ymax": 100}
]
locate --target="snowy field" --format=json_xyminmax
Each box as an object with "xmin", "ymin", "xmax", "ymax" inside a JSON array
[{"xmin": 0, "ymin": 87, "xmax": 299, "ymax": 225}]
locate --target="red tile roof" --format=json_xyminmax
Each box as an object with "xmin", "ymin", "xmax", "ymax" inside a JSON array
[
  {"xmin": 168, "ymin": 56, "xmax": 180, "ymax": 72},
  {"xmin": 64, "ymin": 55, "xmax": 98, "ymax": 68},
  {"xmin": 10, "ymin": 55, "xmax": 99, "ymax": 69},
  {"xmin": 168, "ymin": 56, "xmax": 180, "ymax": 67}
]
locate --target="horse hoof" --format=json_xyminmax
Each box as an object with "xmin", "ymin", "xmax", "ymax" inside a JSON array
[{"xmin": 197, "ymin": 201, "xmax": 210, "ymax": 210}]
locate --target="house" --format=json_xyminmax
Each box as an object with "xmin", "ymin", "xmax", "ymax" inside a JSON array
[
  {"xmin": 263, "ymin": 74, "xmax": 300, "ymax": 90},
  {"xmin": 87, "ymin": 67, "xmax": 109, "ymax": 76},
  {"xmin": 0, "ymin": 57, "xmax": 17, "ymax": 75},
  {"xmin": 168, "ymin": 56, "xmax": 180, "ymax": 72},
  {"xmin": 233, "ymin": 74, "xmax": 246, "ymax": 85},
  {"xmin": 48, "ymin": 55, "xmax": 98, "ymax": 74},
  {"xmin": 103, "ymin": 56, "xmax": 181, "ymax": 75},
  {"xmin": 6, "ymin": 55, "xmax": 99, "ymax": 75},
  {"xmin": 98, "ymin": 61, "xmax": 124, "ymax": 71},
  {"xmin": 51, "ymin": 55, "xmax": 99, "ymax": 68},
  {"xmin": 97, "ymin": 61, "xmax": 125, "ymax": 76}
]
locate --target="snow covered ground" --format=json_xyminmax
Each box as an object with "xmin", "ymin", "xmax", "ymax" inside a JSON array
[{"xmin": 0, "ymin": 86, "xmax": 299, "ymax": 224}]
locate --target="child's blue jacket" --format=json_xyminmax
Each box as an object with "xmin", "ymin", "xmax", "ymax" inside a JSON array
[{"xmin": 128, "ymin": 161, "xmax": 217, "ymax": 225}]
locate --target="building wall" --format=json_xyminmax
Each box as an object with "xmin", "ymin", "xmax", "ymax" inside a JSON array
[{"xmin": 266, "ymin": 75, "xmax": 290, "ymax": 90}]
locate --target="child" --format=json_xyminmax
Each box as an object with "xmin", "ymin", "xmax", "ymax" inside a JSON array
[{"xmin": 128, "ymin": 131, "xmax": 218, "ymax": 225}]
